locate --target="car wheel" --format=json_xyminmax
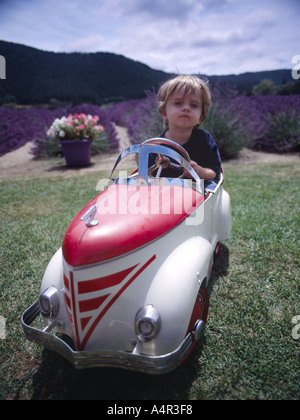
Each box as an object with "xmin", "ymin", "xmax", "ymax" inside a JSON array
[
  {"xmin": 214, "ymin": 241, "xmax": 221, "ymax": 256},
  {"xmin": 198, "ymin": 287, "xmax": 209, "ymax": 323},
  {"xmin": 181, "ymin": 287, "xmax": 210, "ymax": 365}
]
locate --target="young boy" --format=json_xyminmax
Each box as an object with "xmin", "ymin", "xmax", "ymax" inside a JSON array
[{"xmin": 155, "ymin": 75, "xmax": 221, "ymax": 182}]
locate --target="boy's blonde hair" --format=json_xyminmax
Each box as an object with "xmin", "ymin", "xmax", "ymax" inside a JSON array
[{"xmin": 158, "ymin": 75, "xmax": 211, "ymax": 129}]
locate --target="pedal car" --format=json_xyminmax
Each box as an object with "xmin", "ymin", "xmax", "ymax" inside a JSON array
[{"xmin": 22, "ymin": 138, "xmax": 231, "ymax": 374}]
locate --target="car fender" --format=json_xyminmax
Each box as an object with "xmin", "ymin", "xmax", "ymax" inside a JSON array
[
  {"xmin": 142, "ymin": 236, "xmax": 213, "ymax": 354},
  {"xmin": 213, "ymin": 188, "xmax": 231, "ymax": 242},
  {"xmin": 40, "ymin": 247, "xmax": 63, "ymax": 292},
  {"xmin": 39, "ymin": 248, "xmax": 70, "ymax": 333}
]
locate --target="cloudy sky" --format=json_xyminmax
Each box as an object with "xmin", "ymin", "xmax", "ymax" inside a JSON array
[{"xmin": 0, "ymin": 0, "xmax": 299, "ymax": 75}]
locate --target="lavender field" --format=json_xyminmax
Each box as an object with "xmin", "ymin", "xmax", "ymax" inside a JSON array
[{"xmin": 1, "ymin": 84, "xmax": 299, "ymax": 160}]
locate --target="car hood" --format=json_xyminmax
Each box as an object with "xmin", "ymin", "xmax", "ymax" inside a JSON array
[{"xmin": 62, "ymin": 184, "xmax": 204, "ymax": 267}]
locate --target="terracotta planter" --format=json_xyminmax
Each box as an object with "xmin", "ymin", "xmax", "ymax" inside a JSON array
[{"xmin": 60, "ymin": 139, "xmax": 92, "ymax": 167}]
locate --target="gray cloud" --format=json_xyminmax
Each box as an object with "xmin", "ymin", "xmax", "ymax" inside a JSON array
[{"xmin": 0, "ymin": 0, "xmax": 299, "ymax": 75}]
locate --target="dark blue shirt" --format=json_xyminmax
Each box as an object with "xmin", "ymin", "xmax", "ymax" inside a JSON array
[{"xmin": 150, "ymin": 128, "xmax": 221, "ymax": 181}]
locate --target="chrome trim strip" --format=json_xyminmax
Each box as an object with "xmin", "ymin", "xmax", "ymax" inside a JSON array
[
  {"xmin": 21, "ymin": 301, "xmax": 194, "ymax": 374},
  {"xmin": 142, "ymin": 138, "xmax": 191, "ymax": 161},
  {"xmin": 109, "ymin": 139, "xmax": 200, "ymax": 186}
]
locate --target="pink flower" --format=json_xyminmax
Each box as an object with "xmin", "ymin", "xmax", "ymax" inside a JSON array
[{"xmin": 47, "ymin": 113, "xmax": 105, "ymax": 141}]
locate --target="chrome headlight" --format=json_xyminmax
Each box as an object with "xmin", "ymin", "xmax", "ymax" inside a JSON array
[
  {"xmin": 39, "ymin": 286, "xmax": 60, "ymax": 318},
  {"xmin": 135, "ymin": 305, "xmax": 161, "ymax": 342}
]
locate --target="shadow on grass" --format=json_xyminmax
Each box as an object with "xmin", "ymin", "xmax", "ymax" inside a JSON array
[
  {"xmin": 46, "ymin": 162, "xmax": 97, "ymax": 173},
  {"xmin": 208, "ymin": 243, "xmax": 230, "ymax": 296},
  {"xmin": 30, "ymin": 245, "xmax": 229, "ymax": 400}
]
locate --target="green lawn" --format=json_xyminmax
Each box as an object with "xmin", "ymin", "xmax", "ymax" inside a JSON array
[{"xmin": 0, "ymin": 162, "xmax": 299, "ymax": 400}]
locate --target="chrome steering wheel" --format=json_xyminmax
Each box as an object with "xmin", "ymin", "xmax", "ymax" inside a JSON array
[
  {"xmin": 110, "ymin": 138, "xmax": 200, "ymax": 185},
  {"xmin": 142, "ymin": 138, "xmax": 191, "ymax": 178}
]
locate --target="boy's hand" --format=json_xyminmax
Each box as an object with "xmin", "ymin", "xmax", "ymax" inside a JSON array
[
  {"xmin": 184, "ymin": 160, "xmax": 199, "ymax": 178},
  {"xmin": 184, "ymin": 160, "xmax": 217, "ymax": 180}
]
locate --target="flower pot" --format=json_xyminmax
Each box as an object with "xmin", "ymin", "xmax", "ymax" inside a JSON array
[{"xmin": 60, "ymin": 139, "xmax": 92, "ymax": 167}]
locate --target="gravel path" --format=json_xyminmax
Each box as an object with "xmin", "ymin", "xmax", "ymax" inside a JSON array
[{"xmin": 0, "ymin": 126, "xmax": 298, "ymax": 180}]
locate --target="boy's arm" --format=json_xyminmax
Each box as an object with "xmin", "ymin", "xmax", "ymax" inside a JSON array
[{"xmin": 184, "ymin": 160, "xmax": 216, "ymax": 181}]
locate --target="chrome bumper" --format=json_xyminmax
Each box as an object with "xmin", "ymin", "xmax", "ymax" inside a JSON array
[{"xmin": 21, "ymin": 301, "xmax": 196, "ymax": 374}]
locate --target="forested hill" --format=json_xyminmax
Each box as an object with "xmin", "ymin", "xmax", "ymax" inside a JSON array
[
  {"xmin": 209, "ymin": 69, "xmax": 295, "ymax": 94},
  {"xmin": 0, "ymin": 40, "xmax": 296, "ymax": 105},
  {"xmin": 0, "ymin": 41, "xmax": 170, "ymax": 104}
]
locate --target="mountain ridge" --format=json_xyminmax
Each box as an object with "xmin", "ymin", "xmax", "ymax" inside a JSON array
[{"xmin": 0, "ymin": 40, "xmax": 296, "ymax": 104}]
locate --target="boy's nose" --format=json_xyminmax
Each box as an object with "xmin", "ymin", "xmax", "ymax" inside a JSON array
[{"xmin": 182, "ymin": 103, "xmax": 190, "ymax": 111}]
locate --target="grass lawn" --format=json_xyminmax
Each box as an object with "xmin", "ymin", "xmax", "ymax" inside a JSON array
[{"xmin": 0, "ymin": 161, "xmax": 299, "ymax": 400}]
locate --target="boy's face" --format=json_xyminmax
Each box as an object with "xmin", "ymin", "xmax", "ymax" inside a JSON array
[{"xmin": 162, "ymin": 87, "xmax": 203, "ymax": 132}]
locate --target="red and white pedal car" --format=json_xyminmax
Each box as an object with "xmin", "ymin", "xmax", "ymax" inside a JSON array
[{"xmin": 22, "ymin": 139, "xmax": 231, "ymax": 374}]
